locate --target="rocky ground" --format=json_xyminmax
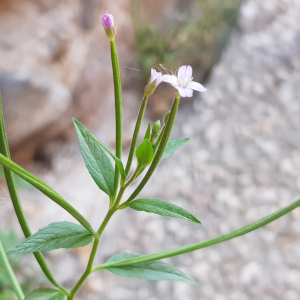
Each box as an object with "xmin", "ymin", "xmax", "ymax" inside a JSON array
[{"xmin": 1, "ymin": 0, "xmax": 300, "ymax": 299}]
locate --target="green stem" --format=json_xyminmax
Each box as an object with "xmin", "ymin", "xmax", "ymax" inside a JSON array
[
  {"xmin": 67, "ymin": 238, "xmax": 100, "ymax": 300},
  {"xmin": 0, "ymin": 153, "xmax": 93, "ymax": 234},
  {"xmin": 121, "ymin": 93, "xmax": 181, "ymax": 208},
  {"xmin": 125, "ymin": 94, "xmax": 149, "ymax": 176},
  {"xmin": 93, "ymin": 197, "xmax": 300, "ymax": 271},
  {"xmin": 0, "ymin": 94, "xmax": 69, "ymax": 295},
  {"xmin": 68, "ymin": 208, "xmax": 117, "ymax": 300},
  {"xmin": 110, "ymin": 40, "xmax": 123, "ymax": 199},
  {"xmin": 0, "ymin": 238, "xmax": 24, "ymax": 300}
]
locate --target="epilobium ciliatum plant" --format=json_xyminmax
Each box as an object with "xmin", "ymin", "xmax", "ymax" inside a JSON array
[{"xmin": 0, "ymin": 10, "xmax": 300, "ymax": 300}]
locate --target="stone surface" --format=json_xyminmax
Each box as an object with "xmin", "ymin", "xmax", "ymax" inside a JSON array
[
  {"xmin": 0, "ymin": 0, "xmax": 137, "ymax": 162},
  {"xmin": 1, "ymin": 0, "xmax": 300, "ymax": 299}
]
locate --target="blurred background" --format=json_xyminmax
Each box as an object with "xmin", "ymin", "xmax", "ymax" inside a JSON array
[{"xmin": 0, "ymin": 0, "xmax": 300, "ymax": 299}]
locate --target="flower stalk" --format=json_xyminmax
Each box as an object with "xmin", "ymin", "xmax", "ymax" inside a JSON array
[{"xmin": 110, "ymin": 40, "xmax": 123, "ymax": 201}]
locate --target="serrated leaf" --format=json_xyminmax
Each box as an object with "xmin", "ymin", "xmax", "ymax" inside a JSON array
[
  {"xmin": 129, "ymin": 199, "xmax": 201, "ymax": 224},
  {"xmin": 7, "ymin": 222, "xmax": 93, "ymax": 254},
  {"xmin": 135, "ymin": 139, "xmax": 154, "ymax": 168},
  {"xmin": 144, "ymin": 122, "xmax": 151, "ymax": 140},
  {"xmin": 73, "ymin": 119, "xmax": 126, "ymax": 183},
  {"xmin": 106, "ymin": 253, "xmax": 197, "ymax": 284},
  {"xmin": 161, "ymin": 138, "xmax": 191, "ymax": 159},
  {"xmin": 73, "ymin": 119, "xmax": 115, "ymax": 196},
  {"xmin": 24, "ymin": 288, "xmax": 65, "ymax": 300}
]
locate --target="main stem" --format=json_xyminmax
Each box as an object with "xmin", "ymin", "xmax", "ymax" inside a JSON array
[
  {"xmin": 0, "ymin": 238, "xmax": 24, "ymax": 300},
  {"xmin": 68, "ymin": 207, "xmax": 117, "ymax": 300},
  {"xmin": 0, "ymin": 94, "xmax": 68, "ymax": 295},
  {"xmin": 68, "ymin": 162, "xmax": 141, "ymax": 299},
  {"xmin": 110, "ymin": 40, "xmax": 122, "ymax": 201}
]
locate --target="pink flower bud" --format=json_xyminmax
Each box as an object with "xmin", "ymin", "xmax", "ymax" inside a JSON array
[
  {"xmin": 102, "ymin": 11, "xmax": 116, "ymax": 40},
  {"xmin": 102, "ymin": 11, "xmax": 114, "ymax": 30},
  {"xmin": 145, "ymin": 69, "xmax": 163, "ymax": 96},
  {"xmin": 150, "ymin": 69, "xmax": 163, "ymax": 87}
]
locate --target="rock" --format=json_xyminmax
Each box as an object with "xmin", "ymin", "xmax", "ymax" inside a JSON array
[{"xmin": 0, "ymin": 0, "xmax": 137, "ymax": 163}]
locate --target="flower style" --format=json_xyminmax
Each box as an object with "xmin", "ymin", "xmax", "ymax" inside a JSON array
[
  {"xmin": 162, "ymin": 65, "xmax": 207, "ymax": 97},
  {"xmin": 145, "ymin": 69, "xmax": 163, "ymax": 96},
  {"xmin": 102, "ymin": 11, "xmax": 116, "ymax": 40}
]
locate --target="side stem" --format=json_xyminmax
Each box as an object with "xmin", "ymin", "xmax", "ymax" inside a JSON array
[
  {"xmin": 125, "ymin": 94, "xmax": 149, "ymax": 176},
  {"xmin": 121, "ymin": 93, "xmax": 181, "ymax": 208},
  {"xmin": 94, "ymin": 197, "xmax": 300, "ymax": 270},
  {"xmin": 0, "ymin": 238, "xmax": 24, "ymax": 300},
  {"xmin": 0, "ymin": 94, "xmax": 68, "ymax": 295}
]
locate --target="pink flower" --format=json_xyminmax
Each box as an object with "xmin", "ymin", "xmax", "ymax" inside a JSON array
[
  {"xmin": 145, "ymin": 69, "xmax": 163, "ymax": 96},
  {"xmin": 150, "ymin": 69, "xmax": 163, "ymax": 87},
  {"xmin": 162, "ymin": 65, "xmax": 207, "ymax": 97},
  {"xmin": 102, "ymin": 10, "xmax": 114, "ymax": 31}
]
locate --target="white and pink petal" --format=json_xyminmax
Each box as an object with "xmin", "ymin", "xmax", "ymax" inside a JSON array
[
  {"xmin": 186, "ymin": 81, "xmax": 207, "ymax": 92},
  {"xmin": 161, "ymin": 74, "xmax": 178, "ymax": 86},
  {"xmin": 177, "ymin": 65, "xmax": 193, "ymax": 80},
  {"xmin": 177, "ymin": 87, "xmax": 193, "ymax": 98}
]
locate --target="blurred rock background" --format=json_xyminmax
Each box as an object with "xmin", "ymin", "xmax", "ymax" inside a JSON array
[{"xmin": 0, "ymin": 0, "xmax": 300, "ymax": 299}]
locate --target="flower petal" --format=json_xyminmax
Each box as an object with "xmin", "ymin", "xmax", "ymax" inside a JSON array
[
  {"xmin": 161, "ymin": 75, "xmax": 178, "ymax": 86},
  {"xmin": 185, "ymin": 66, "xmax": 193, "ymax": 79},
  {"xmin": 178, "ymin": 65, "xmax": 193, "ymax": 80},
  {"xmin": 177, "ymin": 66, "xmax": 187, "ymax": 80},
  {"xmin": 177, "ymin": 87, "xmax": 186, "ymax": 97},
  {"xmin": 177, "ymin": 87, "xmax": 193, "ymax": 98},
  {"xmin": 186, "ymin": 81, "xmax": 207, "ymax": 92}
]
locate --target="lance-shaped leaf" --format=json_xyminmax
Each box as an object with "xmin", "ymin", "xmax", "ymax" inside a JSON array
[
  {"xmin": 135, "ymin": 139, "xmax": 154, "ymax": 168},
  {"xmin": 24, "ymin": 288, "xmax": 65, "ymax": 300},
  {"xmin": 129, "ymin": 199, "xmax": 201, "ymax": 224},
  {"xmin": 73, "ymin": 119, "xmax": 126, "ymax": 182},
  {"xmin": 7, "ymin": 222, "xmax": 93, "ymax": 254},
  {"xmin": 105, "ymin": 253, "xmax": 197, "ymax": 284},
  {"xmin": 161, "ymin": 138, "xmax": 191, "ymax": 159},
  {"xmin": 144, "ymin": 122, "xmax": 151, "ymax": 140},
  {"xmin": 73, "ymin": 119, "xmax": 115, "ymax": 196}
]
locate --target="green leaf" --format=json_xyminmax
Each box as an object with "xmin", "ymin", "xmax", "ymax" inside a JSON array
[
  {"xmin": 144, "ymin": 122, "xmax": 151, "ymax": 140},
  {"xmin": 161, "ymin": 138, "xmax": 191, "ymax": 159},
  {"xmin": 135, "ymin": 139, "xmax": 154, "ymax": 168},
  {"xmin": 73, "ymin": 119, "xmax": 126, "ymax": 183},
  {"xmin": 24, "ymin": 288, "xmax": 65, "ymax": 300},
  {"xmin": 73, "ymin": 119, "xmax": 115, "ymax": 196},
  {"xmin": 105, "ymin": 253, "xmax": 197, "ymax": 284},
  {"xmin": 129, "ymin": 199, "xmax": 201, "ymax": 224},
  {"xmin": 7, "ymin": 222, "xmax": 93, "ymax": 254}
]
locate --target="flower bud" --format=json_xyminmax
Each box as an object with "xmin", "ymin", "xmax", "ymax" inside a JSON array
[
  {"xmin": 151, "ymin": 120, "xmax": 161, "ymax": 137},
  {"xmin": 145, "ymin": 69, "xmax": 163, "ymax": 96},
  {"xmin": 102, "ymin": 11, "xmax": 116, "ymax": 41},
  {"xmin": 164, "ymin": 111, "xmax": 170, "ymax": 124}
]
